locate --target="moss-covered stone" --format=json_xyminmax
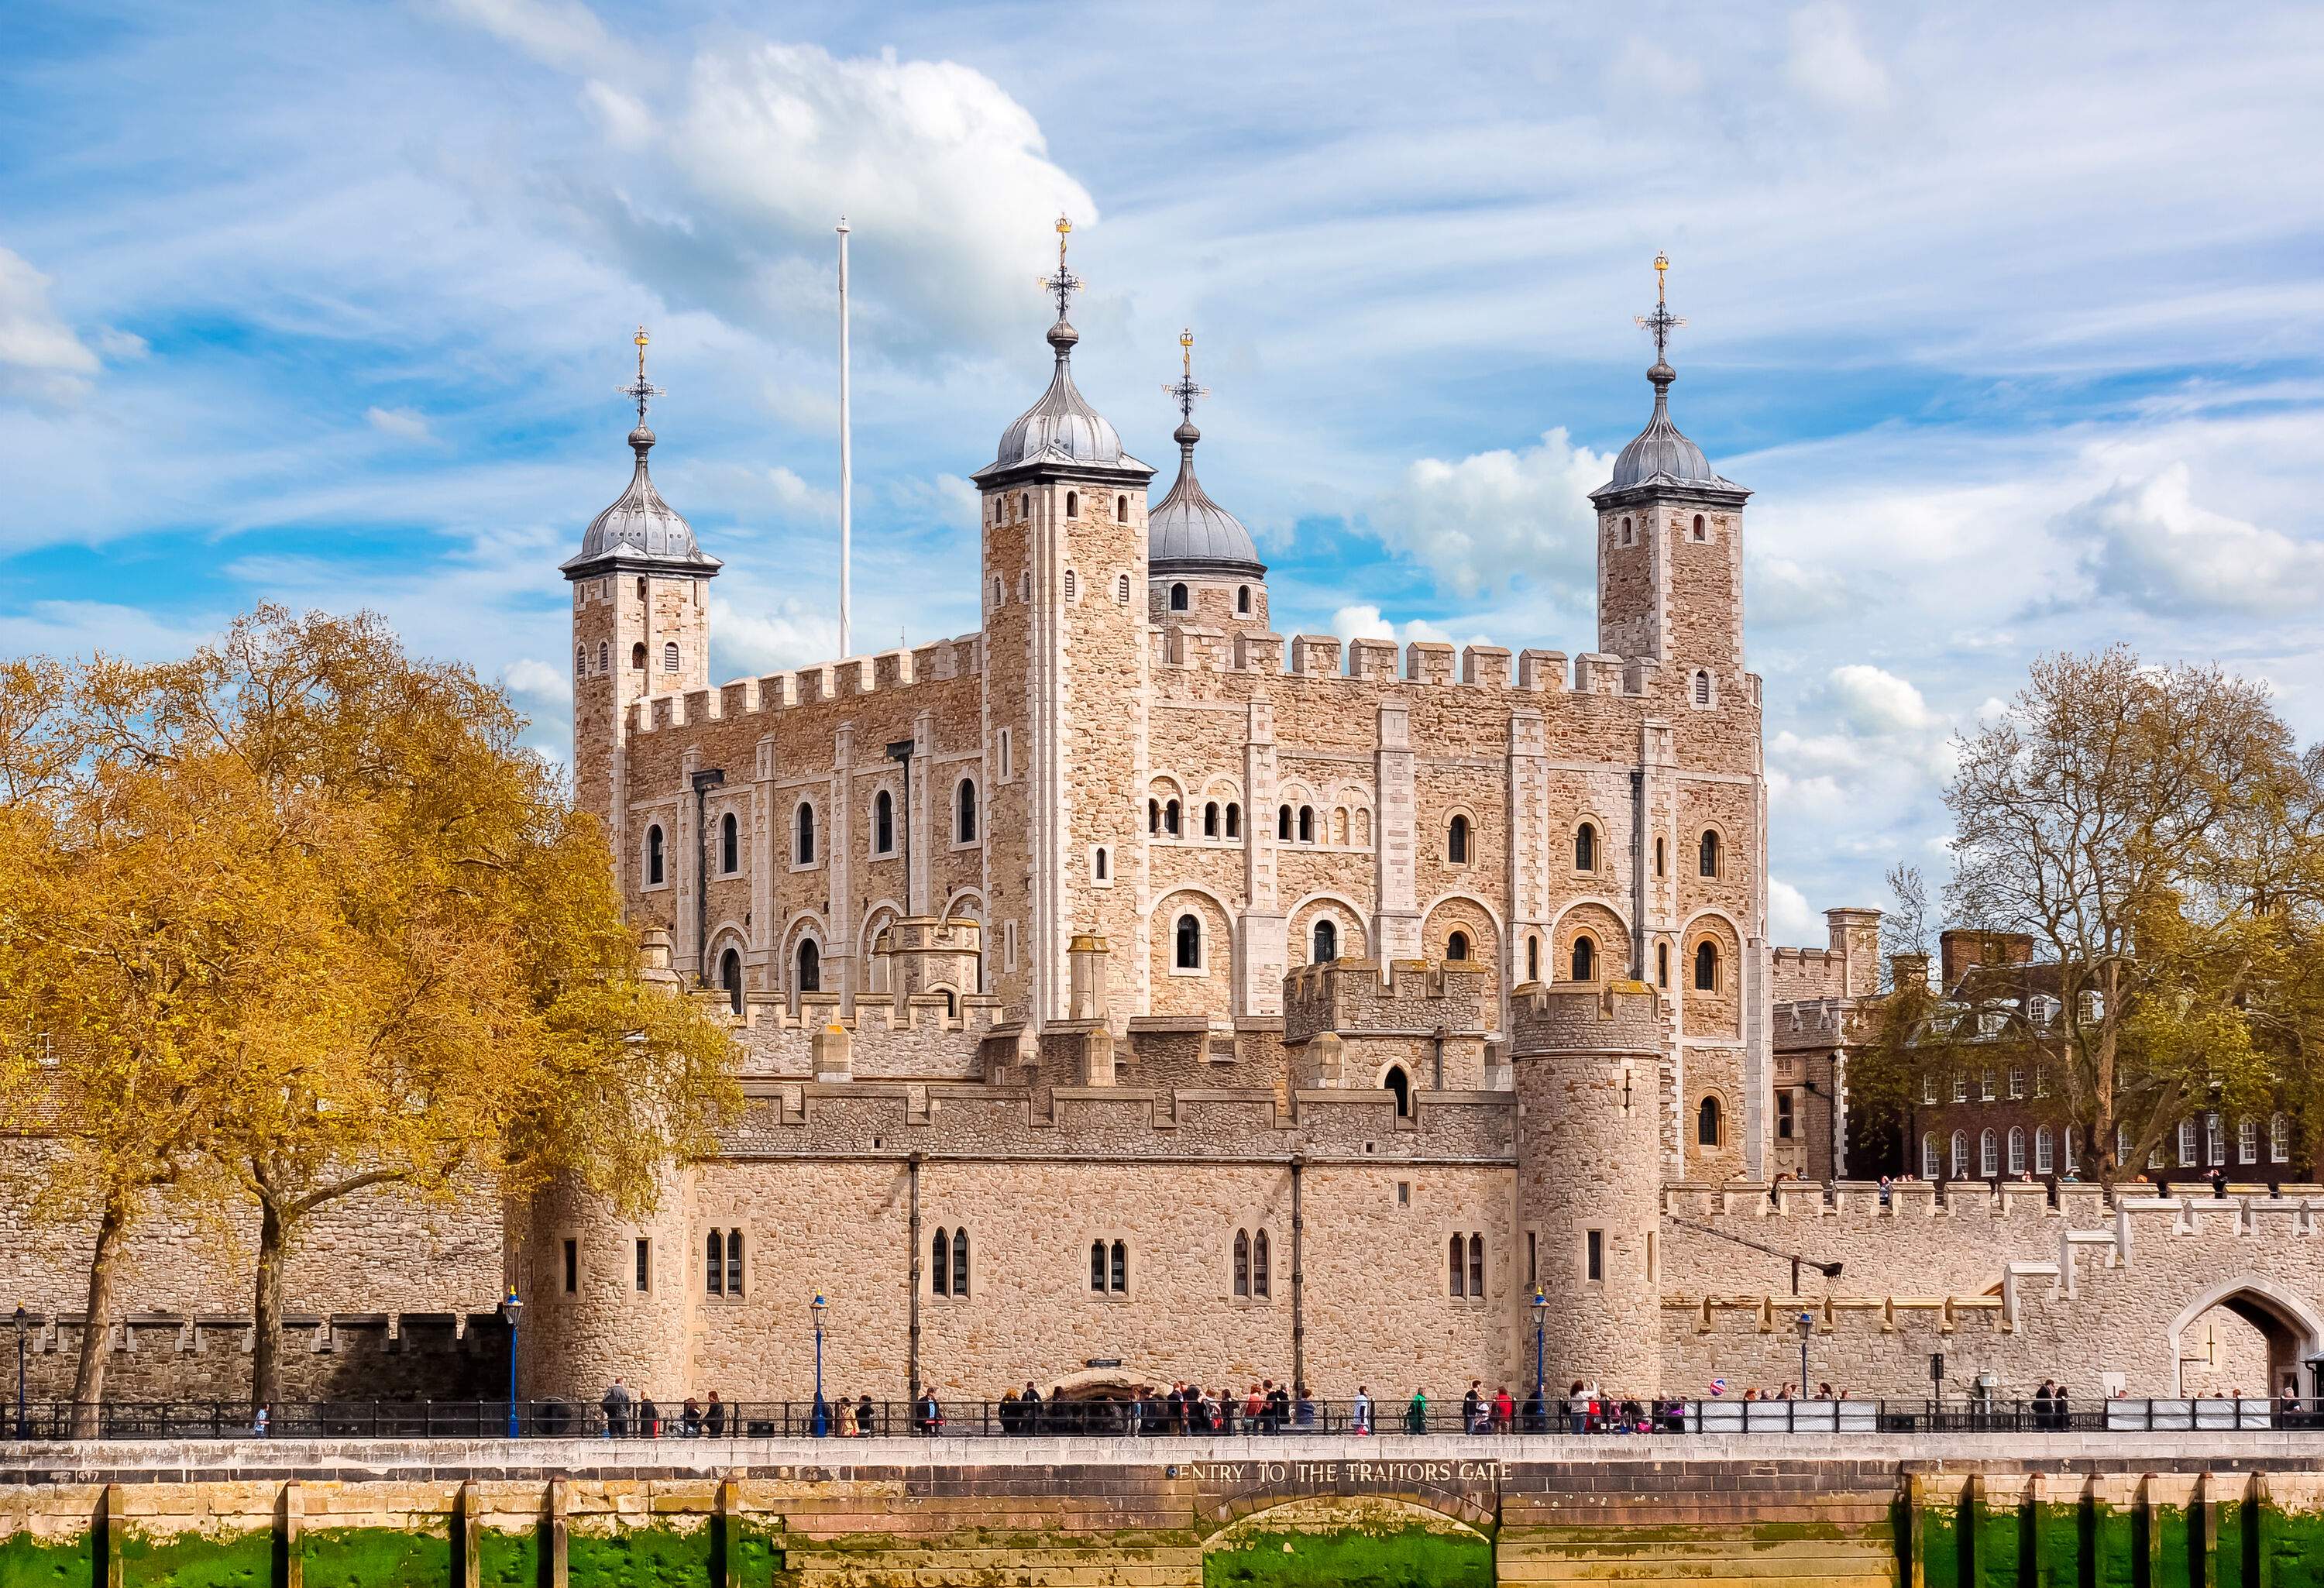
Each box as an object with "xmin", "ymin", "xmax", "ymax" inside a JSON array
[
  {"xmin": 303, "ymin": 1528, "xmax": 450, "ymax": 1588},
  {"xmin": 1202, "ymin": 1525, "xmax": 1490, "ymax": 1588},
  {"xmin": 475, "ymin": 1527, "xmax": 539, "ymax": 1588},
  {"xmin": 116, "ymin": 1526, "xmax": 273, "ymax": 1588},
  {"xmin": 0, "ymin": 1531, "xmax": 97, "ymax": 1588}
]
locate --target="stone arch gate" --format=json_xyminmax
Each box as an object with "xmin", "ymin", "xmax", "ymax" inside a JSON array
[
  {"xmin": 2165, "ymin": 1272, "xmax": 2324, "ymax": 1397},
  {"xmin": 1188, "ymin": 1461, "xmax": 1500, "ymax": 1588}
]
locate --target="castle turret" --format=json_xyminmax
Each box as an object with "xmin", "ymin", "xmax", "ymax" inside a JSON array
[
  {"xmin": 1147, "ymin": 328, "xmax": 1267, "ymax": 631},
  {"xmin": 563, "ymin": 328, "xmax": 720, "ymax": 856},
  {"xmin": 1512, "ymin": 979, "xmax": 1666, "ymax": 1397}
]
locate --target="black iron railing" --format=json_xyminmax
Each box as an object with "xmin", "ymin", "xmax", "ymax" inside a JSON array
[{"xmin": 5, "ymin": 1395, "xmax": 2319, "ymax": 1441}]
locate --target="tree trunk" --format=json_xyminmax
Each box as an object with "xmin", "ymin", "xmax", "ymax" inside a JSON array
[
  {"xmin": 249, "ymin": 1191, "xmax": 287, "ymax": 1420},
  {"xmin": 67, "ymin": 1188, "xmax": 132, "ymax": 1438}
]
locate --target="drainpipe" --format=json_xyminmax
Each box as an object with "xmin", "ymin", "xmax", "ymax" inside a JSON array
[
  {"xmin": 1628, "ymin": 767, "xmax": 1646, "ymax": 978},
  {"xmin": 690, "ymin": 768, "xmax": 727, "ymax": 983},
  {"xmin": 907, "ymin": 1151, "xmax": 923, "ymax": 1410},
  {"xmin": 1289, "ymin": 1155, "xmax": 1305, "ymax": 1398}
]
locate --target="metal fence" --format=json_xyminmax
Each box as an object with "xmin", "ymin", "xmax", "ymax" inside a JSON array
[{"xmin": 7, "ymin": 1395, "xmax": 2321, "ymax": 1441}]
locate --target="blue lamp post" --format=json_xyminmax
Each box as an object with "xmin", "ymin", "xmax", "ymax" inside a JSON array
[
  {"xmin": 501, "ymin": 1291, "xmax": 523, "ymax": 1438},
  {"xmin": 810, "ymin": 1292, "xmax": 829, "ymax": 1438},
  {"xmin": 1531, "ymin": 1289, "xmax": 1547, "ymax": 1405}
]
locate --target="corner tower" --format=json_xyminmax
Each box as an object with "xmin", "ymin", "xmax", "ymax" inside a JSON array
[
  {"xmin": 1590, "ymin": 256, "xmax": 1750, "ymax": 683},
  {"xmin": 562, "ymin": 328, "xmax": 721, "ymax": 849},
  {"xmin": 970, "ymin": 220, "xmax": 1156, "ymax": 1026},
  {"xmin": 1147, "ymin": 329, "xmax": 1268, "ymax": 631}
]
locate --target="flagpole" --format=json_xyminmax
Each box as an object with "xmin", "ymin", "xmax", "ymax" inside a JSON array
[{"xmin": 837, "ymin": 217, "xmax": 853, "ymax": 658}]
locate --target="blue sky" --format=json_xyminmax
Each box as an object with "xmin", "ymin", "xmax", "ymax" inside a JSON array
[{"xmin": 5, "ymin": 1, "xmax": 2322, "ymax": 944}]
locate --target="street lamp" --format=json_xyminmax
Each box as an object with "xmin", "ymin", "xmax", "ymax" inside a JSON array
[
  {"xmin": 1796, "ymin": 1312, "xmax": 1813, "ymax": 1399},
  {"xmin": 810, "ymin": 1293, "xmax": 830, "ymax": 1438},
  {"xmin": 13, "ymin": 1305, "xmax": 26, "ymax": 1440},
  {"xmin": 500, "ymin": 1291, "xmax": 523, "ymax": 1439},
  {"xmin": 1530, "ymin": 1289, "xmax": 1548, "ymax": 1409}
]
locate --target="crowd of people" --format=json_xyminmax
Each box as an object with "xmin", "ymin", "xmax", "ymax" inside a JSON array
[{"xmin": 595, "ymin": 1380, "xmax": 733, "ymax": 1437}]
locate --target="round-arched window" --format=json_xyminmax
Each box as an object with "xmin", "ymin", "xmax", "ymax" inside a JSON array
[
  {"xmin": 1384, "ymin": 1065, "xmax": 1411, "ymax": 1117},
  {"xmin": 1174, "ymin": 913, "xmax": 1202, "ymax": 970},
  {"xmin": 1699, "ymin": 830, "xmax": 1721, "ymax": 877},
  {"xmin": 1237, "ymin": 585, "xmax": 1251, "ymax": 614},
  {"xmin": 1313, "ymin": 919, "xmax": 1338, "ymax": 962},
  {"xmin": 720, "ymin": 811, "xmax": 739, "ymax": 873},
  {"xmin": 1697, "ymin": 1095, "xmax": 1722, "ymax": 1147},
  {"xmin": 1570, "ymin": 935, "xmax": 1596, "ymax": 981},
  {"xmin": 874, "ymin": 789, "xmax": 894, "ymax": 855},
  {"xmin": 719, "ymin": 949, "xmax": 742, "ymax": 1016},
  {"xmin": 1693, "ymin": 940, "xmax": 1719, "ymax": 991},
  {"xmin": 1447, "ymin": 813, "xmax": 1470, "ymax": 864},
  {"xmin": 646, "ymin": 824, "xmax": 665, "ymax": 886},
  {"xmin": 1446, "ymin": 930, "xmax": 1470, "ymax": 962},
  {"xmin": 956, "ymin": 779, "xmax": 978, "ymax": 843},
  {"xmin": 796, "ymin": 939, "xmax": 820, "ymax": 993},
  {"xmin": 1170, "ymin": 583, "xmax": 1189, "ymax": 612},
  {"xmin": 1574, "ymin": 822, "xmax": 1597, "ymax": 871},
  {"xmin": 795, "ymin": 803, "xmax": 816, "ymax": 864}
]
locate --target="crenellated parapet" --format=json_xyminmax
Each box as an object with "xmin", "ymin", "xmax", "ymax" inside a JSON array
[
  {"xmin": 624, "ymin": 632, "xmax": 985, "ymax": 737},
  {"xmin": 1282, "ymin": 956, "xmax": 1491, "ymax": 1091}
]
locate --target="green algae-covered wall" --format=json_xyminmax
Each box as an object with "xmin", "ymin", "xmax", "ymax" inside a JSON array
[
  {"xmin": 1202, "ymin": 1524, "xmax": 1491, "ymax": 1588},
  {"xmin": 1902, "ymin": 1471, "xmax": 2324, "ymax": 1588}
]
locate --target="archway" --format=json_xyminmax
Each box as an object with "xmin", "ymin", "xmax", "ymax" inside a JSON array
[
  {"xmin": 1202, "ymin": 1497, "xmax": 1492, "ymax": 1588},
  {"xmin": 2164, "ymin": 1274, "xmax": 2324, "ymax": 1398}
]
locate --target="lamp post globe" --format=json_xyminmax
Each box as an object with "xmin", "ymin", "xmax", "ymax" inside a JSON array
[
  {"xmin": 810, "ymin": 1293, "xmax": 830, "ymax": 1438},
  {"xmin": 501, "ymin": 1291, "xmax": 524, "ymax": 1438}
]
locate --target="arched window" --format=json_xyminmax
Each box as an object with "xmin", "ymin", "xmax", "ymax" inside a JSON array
[
  {"xmin": 874, "ymin": 790, "xmax": 894, "ymax": 855},
  {"xmin": 1174, "ymin": 913, "xmax": 1202, "ymax": 970},
  {"xmin": 2007, "ymin": 1126, "xmax": 2026, "ymax": 1175},
  {"xmin": 593, "ymin": 641, "xmax": 607, "ymax": 675},
  {"xmin": 1278, "ymin": 805, "xmax": 1292, "ymax": 840},
  {"xmin": 663, "ymin": 641, "xmax": 680, "ymax": 673},
  {"xmin": 1313, "ymin": 919, "xmax": 1338, "ymax": 962},
  {"xmin": 1692, "ymin": 513, "xmax": 1707, "ymax": 540},
  {"xmin": 1950, "ymin": 1130, "xmax": 1969, "ymax": 1179},
  {"xmin": 1655, "ymin": 837, "xmax": 1666, "ymax": 876},
  {"xmin": 1090, "ymin": 1239, "xmax": 1126, "ymax": 1293},
  {"xmin": 646, "ymin": 825, "xmax": 665, "ymax": 885},
  {"xmin": 992, "ymin": 575, "xmax": 1004, "ymax": 609},
  {"xmin": 1298, "ymin": 806, "xmax": 1314, "ymax": 843},
  {"xmin": 956, "ymin": 779, "xmax": 978, "ymax": 843},
  {"xmin": 1697, "ymin": 1095, "xmax": 1721, "ymax": 1146},
  {"xmin": 796, "ymin": 939, "xmax": 820, "ymax": 993},
  {"xmin": 1018, "ymin": 492, "xmax": 1030, "ymax": 517},
  {"xmin": 1385, "ymin": 1065, "xmax": 1411, "ymax": 1117},
  {"xmin": 720, "ymin": 811, "xmax": 739, "ymax": 873},
  {"xmin": 1574, "ymin": 823, "xmax": 1597, "ymax": 871},
  {"xmin": 1447, "ymin": 930, "xmax": 1470, "ymax": 962},
  {"xmin": 1699, "ymin": 830, "xmax": 1721, "ymax": 877},
  {"xmin": 1064, "ymin": 568, "xmax": 1077, "ymax": 601},
  {"xmin": 705, "ymin": 1230, "xmax": 724, "ymax": 1294},
  {"xmin": 1252, "ymin": 1230, "xmax": 1270, "ymax": 1298},
  {"xmin": 795, "ymin": 803, "xmax": 816, "ymax": 864},
  {"xmin": 1233, "ymin": 1229, "xmax": 1250, "ymax": 1298},
  {"xmin": 932, "ymin": 1228, "xmax": 951, "ymax": 1295},
  {"xmin": 575, "ymin": 644, "xmax": 588, "ymax": 679},
  {"xmin": 1094, "ymin": 847, "xmax": 1109, "ymax": 881},
  {"xmin": 719, "ymin": 949, "xmax": 742, "ymax": 1016},
  {"xmin": 1655, "ymin": 941, "xmax": 1670, "ymax": 987},
  {"xmin": 1170, "ymin": 583, "xmax": 1189, "ymax": 612},
  {"xmin": 1468, "ymin": 1233, "xmax": 1485, "ymax": 1298},
  {"xmin": 631, "ymin": 641, "xmax": 646, "ymax": 670},
  {"xmin": 1571, "ymin": 936, "xmax": 1596, "ymax": 981},
  {"xmin": 1204, "ymin": 801, "xmax": 1219, "ymax": 837},
  {"xmin": 1693, "ymin": 670, "xmax": 1712, "ymax": 707},
  {"xmin": 1164, "ymin": 799, "xmax": 1181, "ymax": 836},
  {"xmin": 1693, "ymin": 940, "xmax": 1718, "ymax": 992},
  {"xmin": 1237, "ymin": 585, "xmax": 1251, "ymax": 614},
  {"xmin": 1619, "ymin": 514, "xmax": 1633, "ymax": 545},
  {"xmin": 1979, "ymin": 1129, "xmax": 1999, "ymax": 1178},
  {"xmin": 726, "ymin": 1229, "xmax": 744, "ymax": 1295},
  {"xmin": 1448, "ymin": 1234, "xmax": 1466, "ymax": 1298},
  {"xmin": 636, "ymin": 576, "xmax": 648, "ymax": 600},
  {"xmin": 2035, "ymin": 1126, "xmax": 2055, "ymax": 1175},
  {"xmin": 1922, "ymin": 1133, "xmax": 1941, "ymax": 1181},
  {"xmin": 1225, "ymin": 803, "xmax": 1240, "ymax": 838},
  {"xmin": 1448, "ymin": 813, "xmax": 1470, "ymax": 864},
  {"xmin": 1116, "ymin": 494, "xmax": 1128, "ymax": 521},
  {"xmin": 1065, "ymin": 490, "xmax": 1079, "ymax": 518},
  {"xmin": 952, "ymin": 1227, "xmax": 969, "ymax": 1294}
]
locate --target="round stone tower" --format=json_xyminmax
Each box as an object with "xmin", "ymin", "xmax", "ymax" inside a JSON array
[
  {"xmin": 512, "ymin": 1167, "xmax": 696, "ymax": 1410},
  {"xmin": 1511, "ymin": 978, "xmax": 1665, "ymax": 1397}
]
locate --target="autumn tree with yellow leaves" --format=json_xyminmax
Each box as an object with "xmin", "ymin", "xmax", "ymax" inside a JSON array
[{"xmin": 0, "ymin": 610, "xmax": 735, "ymax": 1421}]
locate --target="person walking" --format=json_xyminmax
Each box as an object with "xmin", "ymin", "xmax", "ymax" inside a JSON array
[
  {"xmin": 1463, "ymin": 1380, "xmax": 1483, "ymax": 1434},
  {"xmin": 638, "ymin": 1392, "xmax": 660, "ymax": 1438},
  {"xmin": 1293, "ymin": 1384, "xmax": 1315, "ymax": 1430},
  {"xmin": 2033, "ymin": 1379, "xmax": 2054, "ymax": 1432},
  {"xmin": 1494, "ymin": 1385, "xmax": 1515, "ymax": 1433},
  {"xmin": 1351, "ymin": 1385, "xmax": 1373, "ymax": 1435},
  {"xmin": 600, "ymin": 1378, "xmax": 632, "ymax": 1438},
  {"xmin": 1566, "ymin": 1380, "xmax": 1588, "ymax": 1435},
  {"xmin": 1406, "ymin": 1389, "xmax": 1428, "ymax": 1434},
  {"xmin": 1020, "ymin": 1382, "xmax": 1042, "ymax": 1435},
  {"xmin": 1521, "ymin": 1383, "xmax": 1546, "ymax": 1433},
  {"xmin": 705, "ymin": 1390, "xmax": 726, "ymax": 1437}
]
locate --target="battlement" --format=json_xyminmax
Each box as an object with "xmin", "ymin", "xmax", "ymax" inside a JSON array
[
  {"xmin": 1508, "ymin": 978, "xmax": 1665, "ymax": 1056},
  {"xmin": 1663, "ymin": 1178, "xmax": 2324, "ymax": 1236},
  {"xmin": 1281, "ymin": 956, "xmax": 1489, "ymax": 1044},
  {"xmin": 626, "ymin": 631, "xmax": 985, "ymax": 735},
  {"xmin": 1147, "ymin": 628, "xmax": 1698, "ymax": 703},
  {"xmin": 712, "ymin": 984, "xmax": 1006, "ymax": 1081}
]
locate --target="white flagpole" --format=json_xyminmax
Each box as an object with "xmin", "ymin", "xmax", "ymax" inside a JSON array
[{"xmin": 837, "ymin": 216, "xmax": 853, "ymax": 658}]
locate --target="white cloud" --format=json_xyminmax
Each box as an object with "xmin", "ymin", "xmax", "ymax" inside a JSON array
[
  {"xmin": 889, "ymin": 473, "xmax": 980, "ymax": 534},
  {"xmin": 1749, "ymin": 554, "xmax": 1853, "ymax": 627},
  {"xmin": 1769, "ymin": 878, "xmax": 1822, "ymax": 946},
  {"xmin": 1824, "ymin": 663, "xmax": 1938, "ymax": 735},
  {"xmin": 1786, "ymin": 2, "xmax": 1892, "ymax": 112},
  {"xmin": 1370, "ymin": 428, "xmax": 1611, "ymax": 600},
  {"xmin": 502, "ymin": 657, "xmax": 570, "ymax": 706},
  {"xmin": 0, "ymin": 246, "xmax": 101, "ymax": 394},
  {"xmin": 366, "ymin": 405, "xmax": 436, "ymax": 444},
  {"xmin": 438, "ymin": 0, "xmax": 623, "ymax": 78},
  {"xmin": 2067, "ymin": 462, "xmax": 2324, "ymax": 616},
  {"xmin": 710, "ymin": 594, "xmax": 840, "ymax": 676},
  {"xmin": 765, "ymin": 464, "xmax": 838, "ymax": 521},
  {"xmin": 580, "ymin": 79, "xmax": 655, "ymax": 149},
  {"xmin": 1328, "ymin": 603, "xmax": 1452, "ymax": 647}
]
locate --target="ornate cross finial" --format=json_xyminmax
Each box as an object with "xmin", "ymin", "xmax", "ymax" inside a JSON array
[
  {"xmin": 617, "ymin": 325, "xmax": 665, "ymax": 425},
  {"xmin": 1633, "ymin": 252, "xmax": 1685, "ymax": 367},
  {"xmin": 1164, "ymin": 326, "xmax": 1208, "ymax": 422},
  {"xmin": 1038, "ymin": 214, "xmax": 1084, "ymax": 321}
]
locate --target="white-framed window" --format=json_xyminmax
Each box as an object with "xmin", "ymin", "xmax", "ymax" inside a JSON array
[
  {"xmin": 1231, "ymin": 1229, "xmax": 1272, "ymax": 1300},
  {"xmin": 575, "ymin": 644, "xmax": 588, "ymax": 679},
  {"xmin": 2178, "ymin": 1119, "xmax": 2199, "ymax": 1167},
  {"xmin": 663, "ymin": 641, "xmax": 680, "ymax": 673},
  {"xmin": 2206, "ymin": 1112, "xmax": 2225, "ymax": 1165},
  {"xmin": 1952, "ymin": 1072, "xmax": 1968, "ymax": 1103},
  {"xmin": 991, "ymin": 575, "xmax": 1004, "ymax": 610},
  {"xmin": 1116, "ymin": 572, "xmax": 1131, "ymax": 605},
  {"xmin": 1978, "ymin": 1129, "xmax": 1998, "ymax": 1178},
  {"xmin": 1922, "ymin": 1073, "xmax": 1937, "ymax": 1105},
  {"xmin": 719, "ymin": 811, "xmax": 741, "ymax": 874},
  {"xmin": 2006, "ymin": 1127, "xmax": 2026, "ymax": 1176},
  {"xmin": 2035, "ymin": 1126, "xmax": 2055, "ymax": 1175},
  {"xmin": 2239, "ymin": 1118, "xmax": 2259, "ymax": 1165},
  {"xmin": 2007, "ymin": 1066, "xmax": 2026, "ymax": 1099},
  {"xmin": 2271, "ymin": 1112, "xmax": 2291, "ymax": 1164},
  {"xmin": 1949, "ymin": 1129, "xmax": 1968, "ymax": 1179},
  {"xmin": 1980, "ymin": 1067, "xmax": 1996, "ymax": 1101}
]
